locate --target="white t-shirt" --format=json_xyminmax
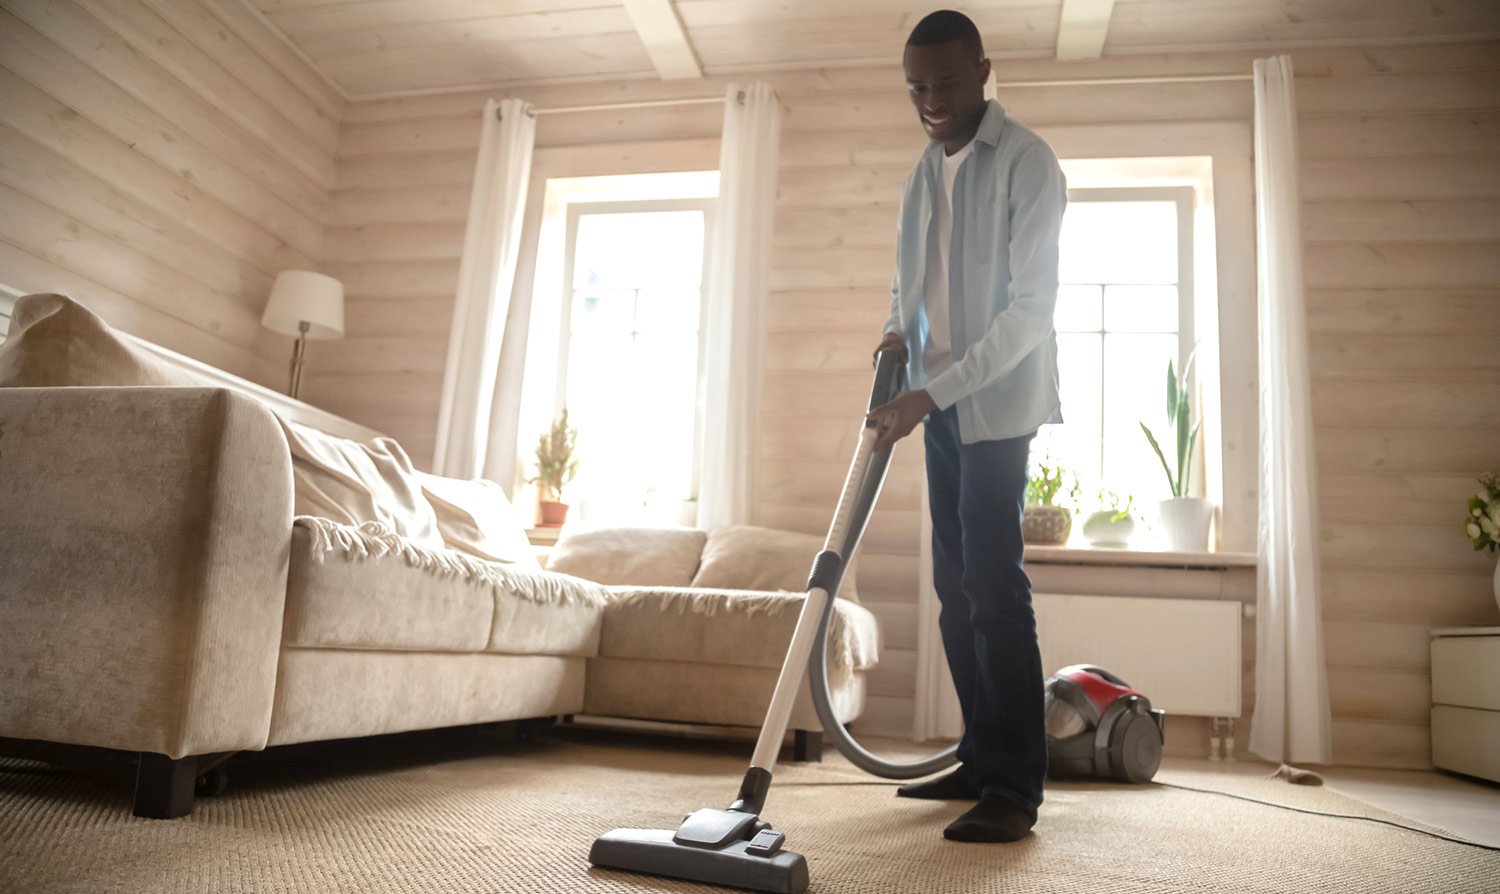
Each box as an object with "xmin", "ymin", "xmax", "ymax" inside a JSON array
[{"xmin": 923, "ymin": 138, "xmax": 975, "ymax": 378}]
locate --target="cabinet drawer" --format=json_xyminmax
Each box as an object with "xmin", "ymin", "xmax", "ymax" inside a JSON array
[
  {"xmin": 1431, "ymin": 636, "xmax": 1500, "ymax": 711},
  {"xmin": 1431, "ymin": 706, "xmax": 1500, "ymax": 783}
]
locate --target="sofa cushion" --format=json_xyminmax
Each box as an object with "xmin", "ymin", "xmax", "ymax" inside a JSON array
[
  {"xmin": 416, "ymin": 471, "xmax": 540, "ymax": 570},
  {"xmin": 546, "ymin": 526, "xmax": 707, "ymax": 587},
  {"xmin": 597, "ymin": 587, "xmax": 879, "ymax": 683},
  {"xmin": 286, "ymin": 524, "xmax": 493, "ymax": 653},
  {"xmin": 583, "ymin": 657, "xmax": 866, "ymax": 730},
  {"xmin": 691, "ymin": 525, "xmax": 860, "ymax": 603},
  {"xmin": 0, "ymin": 293, "xmax": 201, "ymax": 387},
  {"xmin": 287, "ymin": 519, "xmax": 604, "ymax": 658}
]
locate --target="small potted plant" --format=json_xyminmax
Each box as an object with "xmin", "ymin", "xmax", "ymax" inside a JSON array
[
  {"xmin": 1463, "ymin": 472, "xmax": 1500, "ymax": 609},
  {"xmin": 1023, "ymin": 460, "xmax": 1080, "ymax": 545},
  {"xmin": 528, "ymin": 408, "xmax": 579, "ymax": 528},
  {"xmin": 1141, "ymin": 351, "xmax": 1213, "ymax": 551},
  {"xmin": 1083, "ymin": 489, "xmax": 1136, "ymax": 548}
]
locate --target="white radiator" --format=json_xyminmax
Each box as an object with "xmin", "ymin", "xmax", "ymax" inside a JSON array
[{"xmin": 1034, "ymin": 593, "xmax": 1242, "ymax": 717}]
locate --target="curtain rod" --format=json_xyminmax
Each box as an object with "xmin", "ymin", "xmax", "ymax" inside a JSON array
[
  {"xmin": 503, "ymin": 95, "xmax": 732, "ymax": 119},
  {"xmin": 508, "ymin": 72, "xmax": 1250, "ymax": 117}
]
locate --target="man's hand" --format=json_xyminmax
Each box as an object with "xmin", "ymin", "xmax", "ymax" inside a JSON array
[
  {"xmin": 866, "ymin": 389, "xmax": 937, "ymax": 450},
  {"xmin": 873, "ymin": 332, "xmax": 909, "ymax": 367}
]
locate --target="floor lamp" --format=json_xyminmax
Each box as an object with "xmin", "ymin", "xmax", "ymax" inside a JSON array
[{"xmin": 260, "ymin": 270, "xmax": 344, "ymax": 400}]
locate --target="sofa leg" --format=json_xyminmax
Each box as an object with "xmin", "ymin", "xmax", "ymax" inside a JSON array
[
  {"xmin": 792, "ymin": 729, "xmax": 823, "ymax": 763},
  {"xmin": 133, "ymin": 753, "xmax": 196, "ymax": 819}
]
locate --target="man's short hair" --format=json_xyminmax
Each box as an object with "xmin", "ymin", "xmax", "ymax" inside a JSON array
[{"xmin": 906, "ymin": 10, "xmax": 985, "ymax": 62}]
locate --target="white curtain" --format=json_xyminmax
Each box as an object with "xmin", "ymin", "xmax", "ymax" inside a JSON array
[
  {"xmin": 698, "ymin": 82, "xmax": 780, "ymax": 529},
  {"xmin": 432, "ymin": 97, "xmax": 536, "ymax": 480},
  {"xmin": 914, "ymin": 486, "xmax": 964, "ymax": 741},
  {"xmin": 1250, "ymin": 56, "xmax": 1332, "ymax": 765}
]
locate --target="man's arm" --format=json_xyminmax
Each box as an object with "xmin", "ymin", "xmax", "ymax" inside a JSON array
[{"xmin": 923, "ymin": 142, "xmax": 1066, "ymax": 410}]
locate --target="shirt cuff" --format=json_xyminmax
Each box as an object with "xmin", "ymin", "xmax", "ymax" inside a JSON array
[{"xmin": 925, "ymin": 369, "xmax": 964, "ymax": 411}]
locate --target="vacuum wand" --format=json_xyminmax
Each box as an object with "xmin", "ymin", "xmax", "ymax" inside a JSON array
[
  {"xmin": 587, "ymin": 347, "xmax": 943, "ymax": 894},
  {"xmin": 747, "ymin": 423, "xmax": 879, "ymax": 778}
]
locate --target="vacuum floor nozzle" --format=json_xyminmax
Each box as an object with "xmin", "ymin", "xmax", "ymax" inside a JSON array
[{"xmin": 590, "ymin": 827, "xmax": 808, "ymax": 894}]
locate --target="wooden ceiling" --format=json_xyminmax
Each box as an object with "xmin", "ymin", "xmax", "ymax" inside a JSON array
[{"xmin": 251, "ymin": 0, "xmax": 1500, "ymax": 99}]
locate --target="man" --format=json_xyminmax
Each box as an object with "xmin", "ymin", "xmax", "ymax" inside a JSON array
[{"xmin": 867, "ymin": 10, "xmax": 1066, "ymax": 843}]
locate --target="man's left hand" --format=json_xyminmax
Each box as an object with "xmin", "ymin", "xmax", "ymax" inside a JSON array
[{"xmin": 866, "ymin": 389, "xmax": 938, "ymax": 450}]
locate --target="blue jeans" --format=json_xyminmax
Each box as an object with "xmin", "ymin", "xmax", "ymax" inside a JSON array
[{"xmin": 924, "ymin": 406, "xmax": 1046, "ymax": 818}]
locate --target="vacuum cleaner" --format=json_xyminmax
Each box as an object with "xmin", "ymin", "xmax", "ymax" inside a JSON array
[
  {"xmin": 588, "ymin": 347, "xmax": 956, "ymax": 894},
  {"xmin": 1043, "ymin": 665, "xmax": 1165, "ymax": 784},
  {"xmin": 588, "ymin": 349, "xmax": 1168, "ymax": 892}
]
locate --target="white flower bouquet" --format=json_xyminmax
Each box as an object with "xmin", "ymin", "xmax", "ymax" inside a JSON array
[{"xmin": 1464, "ymin": 472, "xmax": 1500, "ymax": 553}]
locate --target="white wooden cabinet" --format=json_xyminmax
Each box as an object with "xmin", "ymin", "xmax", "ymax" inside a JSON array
[{"xmin": 1430, "ymin": 627, "xmax": 1500, "ymax": 783}]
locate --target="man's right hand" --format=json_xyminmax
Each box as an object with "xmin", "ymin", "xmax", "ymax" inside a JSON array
[{"xmin": 874, "ymin": 332, "xmax": 909, "ymax": 367}]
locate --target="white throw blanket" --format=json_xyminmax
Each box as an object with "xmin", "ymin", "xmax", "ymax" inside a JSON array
[{"xmin": 296, "ymin": 516, "xmax": 604, "ymax": 608}]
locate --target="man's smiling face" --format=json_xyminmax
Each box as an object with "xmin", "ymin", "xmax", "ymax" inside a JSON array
[{"xmin": 903, "ymin": 40, "xmax": 991, "ymax": 151}]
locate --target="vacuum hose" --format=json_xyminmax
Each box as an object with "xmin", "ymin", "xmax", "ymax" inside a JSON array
[{"xmin": 804, "ymin": 348, "xmax": 960, "ymax": 779}]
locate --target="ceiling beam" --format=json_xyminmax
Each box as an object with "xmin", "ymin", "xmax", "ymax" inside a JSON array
[
  {"xmin": 1055, "ymin": 0, "xmax": 1117, "ymax": 60},
  {"xmin": 621, "ymin": 0, "xmax": 702, "ymax": 80}
]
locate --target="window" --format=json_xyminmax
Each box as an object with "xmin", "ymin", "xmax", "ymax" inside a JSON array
[
  {"xmin": 555, "ymin": 199, "xmax": 714, "ymax": 520},
  {"xmin": 1034, "ymin": 187, "xmax": 1197, "ymax": 533}
]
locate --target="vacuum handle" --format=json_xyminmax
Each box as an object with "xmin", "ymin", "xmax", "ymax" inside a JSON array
[{"xmin": 868, "ymin": 347, "xmax": 907, "ymax": 414}]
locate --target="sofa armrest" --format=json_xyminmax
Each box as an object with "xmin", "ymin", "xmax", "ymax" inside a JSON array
[{"xmin": 0, "ymin": 387, "xmax": 293, "ymax": 758}]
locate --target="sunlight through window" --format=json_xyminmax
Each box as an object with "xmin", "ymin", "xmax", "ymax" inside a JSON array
[
  {"xmin": 1036, "ymin": 191, "xmax": 1195, "ymax": 537},
  {"xmin": 562, "ymin": 207, "xmax": 709, "ymax": 521}
]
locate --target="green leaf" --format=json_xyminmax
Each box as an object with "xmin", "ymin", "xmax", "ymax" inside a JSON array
[
  {"xmin": 1176, "ymin": 392, "xmax": 1190, "ymax": 491},
  {"xmin": 1182, "ymin": 419, "xmax": 1202, "ymax": 498},
  {"xmin": 1140, "ymin": 421, "xmax": 1177, "ymax": 495},
  {"xmin": 1166, "ymin": 360, "xmax": 1178, "ymax": 426}
]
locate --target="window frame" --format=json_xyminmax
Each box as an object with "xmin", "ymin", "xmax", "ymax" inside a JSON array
[{"xmin": 555, "ymin": 196, "xmax": 717, "ymax": 505}]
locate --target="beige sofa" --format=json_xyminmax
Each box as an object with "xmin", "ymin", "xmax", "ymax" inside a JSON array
[
  {"xmin": 0, "ymin": 294, "xmax": 879, "ymax": 817},
  {"xmin": 544, "ymin": 526, "xmax": 878, "ymax": 744}
]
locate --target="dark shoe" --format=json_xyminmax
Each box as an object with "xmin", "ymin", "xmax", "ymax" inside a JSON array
[
  {"xmin": 943, "ymin": 793, "xmax": 1035, "ymax": 843},
  {"xmin": 896, "ymin": 766, "xmax": 981, "ymax": 800}
]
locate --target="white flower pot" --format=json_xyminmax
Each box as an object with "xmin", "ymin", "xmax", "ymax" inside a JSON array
[
  {"xmin": 1082, "ymin": 510, "xmax": 1135, "ymax": 548},
  {"xmin": 1158, "ymin": 497, "xmax": 1213, "ymax": 552}
]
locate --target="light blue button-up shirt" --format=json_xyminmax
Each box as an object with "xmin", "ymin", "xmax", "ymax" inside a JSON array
[{"xmin": 884, "ymin": 99, "xmax": 1067, "ymax": 443}]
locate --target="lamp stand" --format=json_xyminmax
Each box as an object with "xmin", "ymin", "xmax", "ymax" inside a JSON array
[{"xmin": 288, "ymin": 320, "xmax": 310, "ymax": 399}]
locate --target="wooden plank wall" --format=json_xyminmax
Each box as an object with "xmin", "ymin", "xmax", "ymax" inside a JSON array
[
  {"xmin": 317, "ymin": 43, "xmax": 1500, "ymax": 765},
  {"xmin": 1297, "ymin": 43, "xmax": 1500, "ymax": 768},
  {"xmin": 320, "ymin": 50, "xmax": 1253, "ymax": 741},
  {"xmin": 0, "ymin": 0, "xmax": 344, "ymax": 386}
]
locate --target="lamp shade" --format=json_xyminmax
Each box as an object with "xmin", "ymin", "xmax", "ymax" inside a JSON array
[{"xmin": 261, "ymin": 270, "xmax": 344, "ymax": 339}]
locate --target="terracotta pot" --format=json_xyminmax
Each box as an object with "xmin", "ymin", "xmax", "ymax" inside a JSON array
[
  {"xmin": 538, "ymin": 500, "xmax": 569, "ymax": 528},
  {"xmin": 1021, "ymin": 505, "xmax": 1072, "ymax": 545}
]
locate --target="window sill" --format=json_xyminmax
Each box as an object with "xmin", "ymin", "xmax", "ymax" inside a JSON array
[
  {"xmin": 526, "ymin": 527, "xmax": 562, "ymax": 547},
  {"xmin": 1024, "ymin": 544, "xmax": 1256, "ymax": 570}
]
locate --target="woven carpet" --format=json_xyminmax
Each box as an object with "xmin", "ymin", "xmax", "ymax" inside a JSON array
[{"xmin": 1, "ymin": 727, "xmax": 1495, "ymax": 893}]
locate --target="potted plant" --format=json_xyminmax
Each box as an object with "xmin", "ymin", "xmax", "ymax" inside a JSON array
[
  {"xmin": 528, "ymin": 408, "xmax": 579, "ymax": 528},
  {"xmin": 1140, "ymin": 352, "xmax": 1213, "ymax": 551},
  {"xmin": 1023, "ymin": 460, "xmax": 1080, "ymax": 545},
  {"xmin": 1083, "ymin": 489, "xmax": 1136, "ymax": 548},
  {"xmin": 1462, "ymin": 472, "xmax": 1500, "ymax": 609}
]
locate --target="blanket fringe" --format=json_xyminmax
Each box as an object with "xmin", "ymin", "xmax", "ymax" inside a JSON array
[{"xmin": 295, "ymin": 515, "xmax": 605, "ymax": 608}]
